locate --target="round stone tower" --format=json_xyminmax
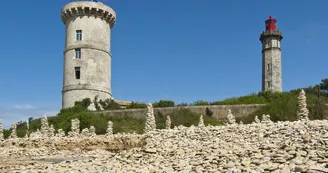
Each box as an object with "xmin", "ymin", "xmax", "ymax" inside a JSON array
[
  {"xmin": 61, "ymin": 1, "xmax": 116, "ymax": 109},
  {"xmin": 259, "ymin": 16, "xmax": 283, "ymax": 92}
]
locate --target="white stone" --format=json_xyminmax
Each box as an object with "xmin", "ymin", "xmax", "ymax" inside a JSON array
[
  {"xmin": 227, "ymin": 109, "xmax": 236, "ymax": 124},
  {"xmin": 0, "ymin": 119, "xmax": 3, "ymax": 140},
  {"xmin": 106, "ymin": 121, "xmax": 113, "ymax": 135},
  {"xmin": 144, "ymin": 103, "xmax": 156, "ymax": 133},
  {"xmin": 198, "ymin": 115, "xmax": 205, "ymax": 127},
  {"xmin": 297, "ymin": 89, "xmax": 309, "ymax": 121}
]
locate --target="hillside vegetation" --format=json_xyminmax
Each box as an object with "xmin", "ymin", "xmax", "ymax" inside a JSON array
[{"xmin": 8, "ymin": 79, "xmax": 328, "ymax": 138}]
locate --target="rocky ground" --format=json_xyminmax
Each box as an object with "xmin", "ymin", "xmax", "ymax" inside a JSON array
[{"xmin": 0, "ymin": 120, "xmax": 328, "ymax": 173}]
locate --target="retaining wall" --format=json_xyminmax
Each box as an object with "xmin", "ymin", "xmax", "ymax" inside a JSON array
[{"xmin": 97, "ymin": 104, "xmax": 265, "ymax": 120}]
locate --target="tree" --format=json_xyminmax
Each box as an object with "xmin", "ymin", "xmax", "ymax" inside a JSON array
[{"xmin": 319, "ymin": 78, "xmax": 328, "ymax": 95}]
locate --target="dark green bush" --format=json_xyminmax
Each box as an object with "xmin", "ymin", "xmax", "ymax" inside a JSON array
[
  {"xmin": 155, "ymin": 108, "xmax": 223, "ymax": 129},
  {"xmin": 126, "ymin": 102, "xmax": 147, "ymax": 109},
  {"xmin": 153, "ymin": 100, "xmax": 175, "ymax": 108},
  {"xmin": 192, "ymin": 100, "xmax": 209, "ymax": 106},
  {"xmin": 3, "ymin": 130, "xmax": 10, "ymax": 139},
  {"xmin": 99, "ymin": 99, "xmax": 121, "ymax": 110}
]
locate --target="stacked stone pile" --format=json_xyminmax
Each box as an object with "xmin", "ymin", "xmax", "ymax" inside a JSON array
[
  {"xmin": 106, "ymin": 121, "xmax": 113, "ymax": 136},
  {"xmin": 9, "ymin": 123, "xmax": 17, "ymax": 139},
  {"xmin": 165, "ymin": 116, "xmax": 171, "ymax": 130},
  {"xmin": 144, "ymin": 103, "xmax": 156, "ymax": 133},
  {"xmin": 68, "ymin": 118, "xmax": 80, "ymax": 137},
  {"xmin": 227, "ymin": 109, "xmax": 236, "ymax": 124},
  {"xmin": 0, "ymin": 119, "xmax": 3, "ymax": 140},
  {"xmin": 297, "ymin": 89, "xmax": 309, "ymax": 121},
  {"xmin": 198, "ymin": 115, "xmax": 205, "ymax": 127},
  {"xmin": 40, "ymin": 115, "xmax": 50, "ymax": 136}
]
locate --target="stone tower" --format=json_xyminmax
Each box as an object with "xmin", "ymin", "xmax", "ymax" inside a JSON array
[
  {"xmin": 61, "ymin": 1, "xmax": 116, "ymax": 109},
  {"xmin": 259, "ymin": 16, "xmax": 283, "ymax": 92}
]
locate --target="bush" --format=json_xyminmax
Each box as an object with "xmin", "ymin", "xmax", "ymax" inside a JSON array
[
  {"xmin": 192, "ymin": 100, "xmax": 209, "ymax": 106},
  {"xmin": 154, "ymin": 108, "xmax": 223, "ymax": 129},
  {"xmin": 126, "ymin": 102, "xmax": 147, "ymax": 109},
  {"xmin": 153, "ymin": 100, "xmax": 175, "ymax": 108},
  {"xmin": 99, "ymin": 99, "xmax": 121, "ymax": 110},
  {"xmin": 238, "ymin": 91, "xmax": 327, "ymax": 124}
]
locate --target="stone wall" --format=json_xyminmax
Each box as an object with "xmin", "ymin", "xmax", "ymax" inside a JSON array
[{"xmin": 97, "ymin": 104, "xmax": 265, "ymax": 120}]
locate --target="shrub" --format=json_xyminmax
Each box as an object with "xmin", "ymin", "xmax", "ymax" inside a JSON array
[
  {"xmin": 126, "ymin": 102, "xmax": 147, "ymax": 109},
  {"xmin": 99, "ymin": 99, "xmax": 121, "ymax": 110},
  {"xmin": 153, "ymin": 100, "xmax": 175, "ymax": 108},
  {"xmin": 192, "ymin": 100, "xmax": 209, "ymax": 106},
  {"xmin": 154, "ymin": 108, "xmax": 223, "ymax": 129}
]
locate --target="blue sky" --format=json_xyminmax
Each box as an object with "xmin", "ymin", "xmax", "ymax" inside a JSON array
[{"xmin": 0, "ymin": 0, "xmax": 327, "ymax": 128}]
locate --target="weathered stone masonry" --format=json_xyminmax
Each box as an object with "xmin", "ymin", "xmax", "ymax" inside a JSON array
[
  {"xmin": 98, "ymin": 104, "xmax": 265, "ymax": 120},
  {"xmin": 260, "ymin": 16, "xmax": 283, "ymax": 92},
  {"xmin": 61, "ymin": 1, "xmax": 116, "ymax": 109}
]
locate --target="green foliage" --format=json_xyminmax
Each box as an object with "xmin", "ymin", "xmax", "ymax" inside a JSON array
[
  {"xmin": 93, "ymin": 96, "xmax": 101, "ymax": 111},
  {"xmin": 126, "ymin": 102, "xmax": 147, "ymax": 109},
  {"xmin": 154, "ymin": 108, "xmax": 223, "ymax": 129},
  {"xmin": 17, "ymin": 129, "xmax": 27, "ymax": 138},
  {"xmin": 153, "ymin": 100, "xmax": 175, "ymax": 108},
  {"xmin": 319, "ymin": 78, "xmax": 328, "ymax": 96},
  {"xmin": 176, "ymin": 103, "xmax": 188, "ymax": 107},
  {"xmin": 23, "ymin": 104, "xmax": 145, "ymax": 135},
  {"xmin": 192, "ymin": 100, "xmax": 209, "ymax": 106},
  {"xmin": 3, "ymin": 130, "xmax": 10, "ymax": 139},
  {"xmin": 99, "ymin": 99, "xmax": 121, "ymax": 110},
  {"xmin": 238, "ymin": 89, "xmax": 328, "ymax": 124},
  {"xmin": 74, "ymin": 98, "xmax": 91, "ymax": 110}
]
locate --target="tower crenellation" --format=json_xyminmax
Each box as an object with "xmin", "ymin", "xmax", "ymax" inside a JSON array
[
  {"xmin": 259, "ymin": 16, "xmax": 283, "ymax": 92},
  {"xmin": 61, "ymin": 1, "xmax": 116, "ymax": 109},
  {"xmin": 61, "ymin": 1, "xmax": 116, "ymax": 27}
]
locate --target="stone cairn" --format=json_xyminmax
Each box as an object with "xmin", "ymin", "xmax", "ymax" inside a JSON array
[
  {"xmin": 261, "ymin": 114, "xmax": 272, "ymax": 124},
  {"xmin": 40, "ymin": 115, "xmax": 50, "ymax": 137},
  {"xmin": 165, "ymin": 116, "xmax": 171, "ymax": 130},
  {"xmin": 198, "ymin": 115, "xmax": 205, "ymax": 127},
  {"xmin": 49, "ymin": 125, "xmax": 55, "ymax": 137},
  {"xmin": 89, "ymin": 126, "xmax": 96, "ymax": 137},
  {"xmin": 227, "ymin": 109, "xmax": 236, "ymax": 124},
  {"xmin": 297, "ymin": 89, "xmax": 309, "ymax": 121},
  {"xmin": 254, "ymin": 116, "xmax": 260, "ymax": 123},
  {"xmin": 106, "ymin": 121, "xmax": 113, "ymax": 136},
  {"xmin": 9, "ymin": 123, "xmax": 17, "ymax": 139},
  {"xmin": 81, "ymin": 128, "xmax": 90, "ymax": 137},
  {"xmin": 56, "ymin": 129, "xmax": 65, "ymax": 137},
  {"xmin": 0, "ymin": 119, "xmax": 3, "ymax": 140},
  {"xmin": 144, "ymin": 103, "xmax": 156, "ymax": 133},
  {"xmin": 68, "ymin": 118, "xmax": 80, "ymax": 137},
  {"xmin": 26, "ymin": 120, "xmax": 29, "ymax": 137}
]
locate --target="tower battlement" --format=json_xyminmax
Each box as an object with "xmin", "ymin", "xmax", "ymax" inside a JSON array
[{"xmin": 61, "ymin": 1, "xmax": 116, "ymax": 28}]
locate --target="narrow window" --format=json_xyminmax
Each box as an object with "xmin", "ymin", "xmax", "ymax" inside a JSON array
[
  {"xmin": 76, "ymin": 30, "xmax": 82, "ymax": 41},
  {"xmin": 75, "ymin": 67, "xmax": 81, "ymax": 79},
  {"xmin": 267, "ymin": 64, "xmax": 271, "ymax": 71},
  {"xmin": 267, "ymin": 81, "xmax": 271, "ymax": 88},
  {"xmin": 75, "ymin": 48, "xmax": 81, "ymax": 59}
]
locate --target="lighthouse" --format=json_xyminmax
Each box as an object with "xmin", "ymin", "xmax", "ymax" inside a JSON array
[
  {"xmin": 61, "ymin": 1, "xmax": 116, "ymax": 109},
  {"xmin": 259, "ymin": 16, "xmax": 283, "ymax": 92}
]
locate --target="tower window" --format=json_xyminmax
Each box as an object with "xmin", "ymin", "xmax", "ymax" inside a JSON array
[
  {"xmin": 75, "ymin": 48, "xmax": 81, "ymax": 59},
  {"xmin": 75, "ymin": 67, "xmax": 81, "ymax": 79},
  {"xmin": 267, "ymin": 64, "xmax": 272, "ymax": 71},
  {"xmin": 267, "ymin": 81, "xmax": 271, "ymax": 88},
  {"xmin": 76, "ymin": 30, "xmax": 82, "ymax": 41}
]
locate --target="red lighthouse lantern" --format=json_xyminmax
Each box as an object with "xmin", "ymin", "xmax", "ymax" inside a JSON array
[{"xmin": 265, "ymin": 16, "xmax": 277, "ymax": 31}]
